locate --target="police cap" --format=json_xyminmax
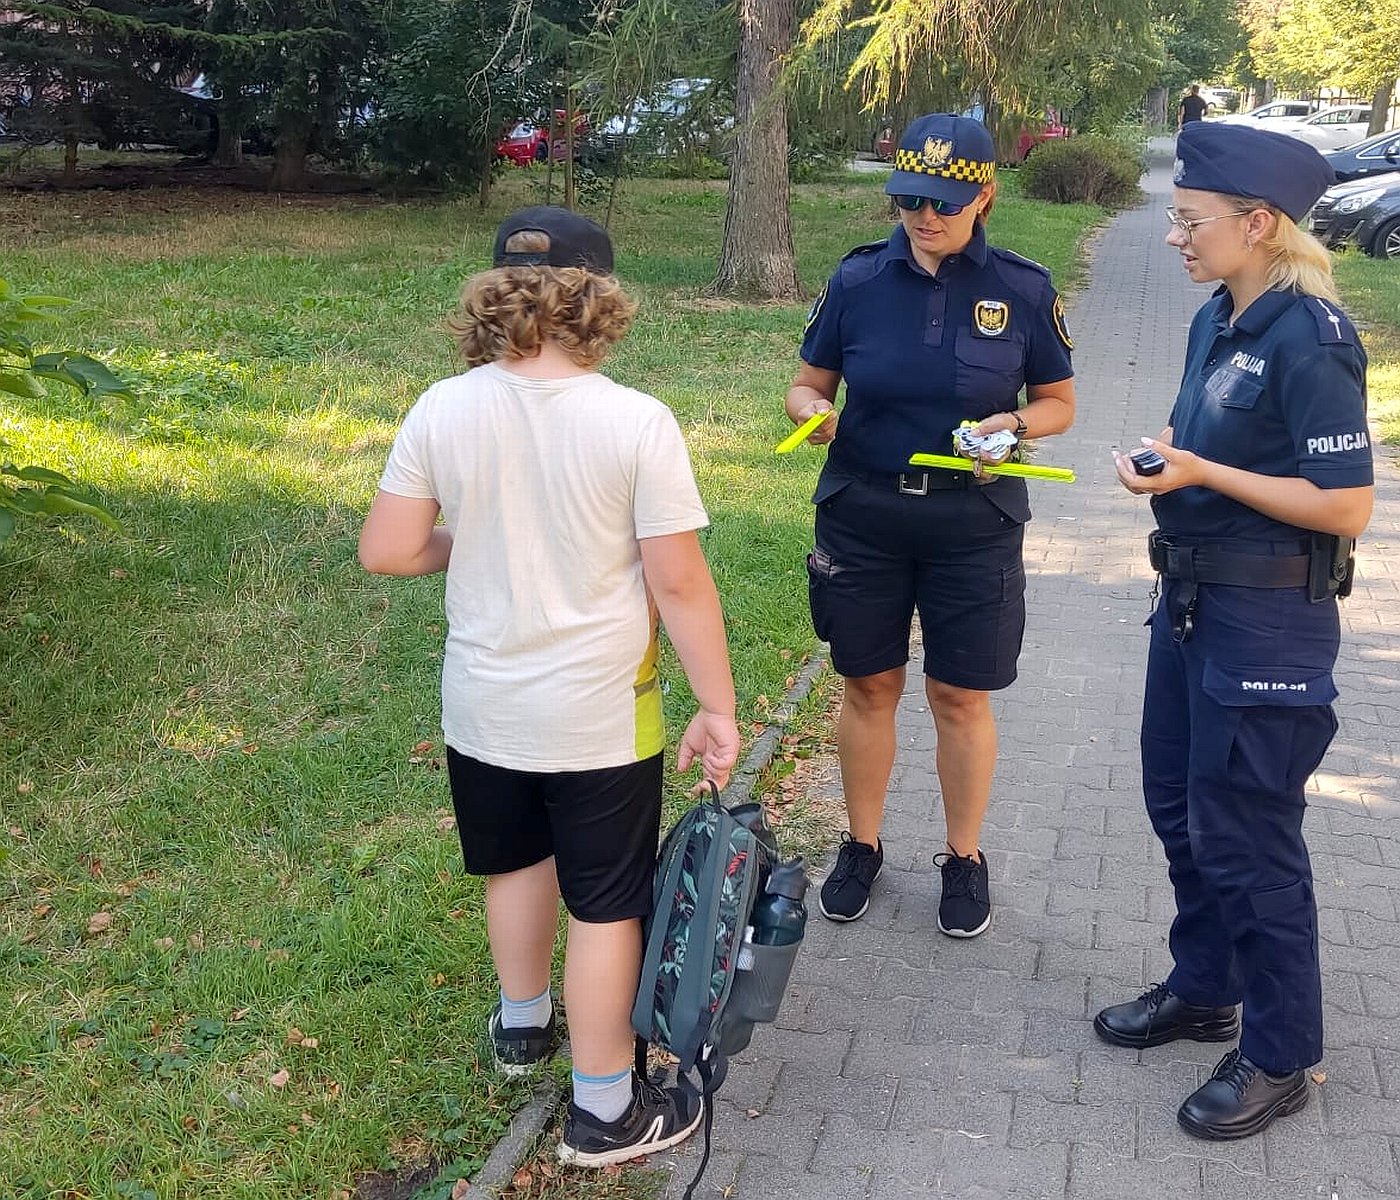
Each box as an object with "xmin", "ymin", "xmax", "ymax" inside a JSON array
[
  {"xmin": 885, "ymin": 113, "xmax": 996, "ymax": 206},
  {"xmin": 1172, "ymin": 122, "xmax": 1335, "ymax": 223}
]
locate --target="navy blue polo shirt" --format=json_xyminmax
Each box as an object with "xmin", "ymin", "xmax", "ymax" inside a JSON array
[
  {"xmin": 800, "ymin": 223, "xmax": 1073, "ymax": 477},
  {"xmin": 1154, "ymin": 288, "xmax": 1373, "ymax": 543}
]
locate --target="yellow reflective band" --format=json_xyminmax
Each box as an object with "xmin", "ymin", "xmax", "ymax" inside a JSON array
[
  {"xmin": 893, "ymin": 149, "xmax": 995, "ymax": 184},
  {"xmin": 775, "ymin": 410, "xmax": 835, "ymax": 454},
  {"xmin": 908, "ymin": 452, "xmax": 1076, "ymax": 483}
]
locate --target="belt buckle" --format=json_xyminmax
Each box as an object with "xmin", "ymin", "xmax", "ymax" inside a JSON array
[{"xmin": 897, "ymin": 471, "xmax": 930, "ymax": 496}]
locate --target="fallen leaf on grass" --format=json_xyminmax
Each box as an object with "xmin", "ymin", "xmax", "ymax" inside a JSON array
[
  {"xmin": 412, "ymin": 739, "xmax": 435, "ymax": 754},
  {"xmin": 436, "ymin": 814, "xmax": 457, "ymax": 832},
  {"xmin": 187, "ymin": 933, "xmax": 205, "ymax": 951},
  {"xmin": 511, "ymin": 1169, "xmax": 532, "ymax": 1189},
  {"xmin": 231, "ymin": 1008, "xmax": 250, "ymax": 1021},
  {"xmin": 450, "ymin": 1181, "xmax": 471, "ymax": 1200},
  {"xmin": 153, "ymin": 937, "xmax": 175, "ymax": 951},
  {"xmin": 86, "ymin": 912, "xmax": 113, "ymax": 934},
  {"xmin": 16, "ymin": 782, "xmax": 34, "ymax": 795},
  {"xmin": 110, "ymin": 567, "xmax": 129, "ymax": 579},
  {"xmin": 33, "ymin": 903, "xmax": 53, "ymax": 918},
  {"xmin": 114, "ymin": 880, "xmax": 141, "ymax": 898},
  {"xmin": 268, "ymin": 1069, "xmax": 290, "ymax": 1089}
]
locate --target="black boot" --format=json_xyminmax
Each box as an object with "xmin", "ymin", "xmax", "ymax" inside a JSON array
[
  {"xmin": 1093, "ymin": 982, "xmax": 1239, "ymax": 1048},
  {"xmin": 1177, "ymin": 1050, "xmax": 1309, "ymax": 1140}
]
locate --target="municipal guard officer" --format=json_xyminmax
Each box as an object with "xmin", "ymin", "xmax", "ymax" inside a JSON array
[
  {"xmin": 1097, "ymin": 121, "xmax": 1374, "ymax": 1140},
  {"xmin": 784, "ymin": 113, "xmax": 1076, "ymax": 937}
]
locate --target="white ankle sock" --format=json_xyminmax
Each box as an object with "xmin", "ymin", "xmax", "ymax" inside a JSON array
[
  {"xmin": 499, "ymin": 986, "xmax": 551, "ymax": 1030},
  {"xmin": 573, "ymin": 1067, "xmax": 633, "ymax": 1123}
]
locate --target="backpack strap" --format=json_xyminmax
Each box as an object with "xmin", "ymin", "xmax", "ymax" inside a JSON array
[{"xmin": 679, "ymin": 1046, "xmax": 730, "ymax": 1200}]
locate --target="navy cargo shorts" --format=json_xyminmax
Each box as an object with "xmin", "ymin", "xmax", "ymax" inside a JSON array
[{"xmin": 806, "ymin": 473, "xmax": 1027, "ymax": 689}]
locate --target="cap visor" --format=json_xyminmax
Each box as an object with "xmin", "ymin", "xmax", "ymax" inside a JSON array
[{"xmin": 884, "ymin": 170, "xmax": 983, "ymax": 206}]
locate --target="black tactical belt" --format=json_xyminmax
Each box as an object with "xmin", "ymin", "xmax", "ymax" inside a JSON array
[
  {"xmin": 1148, "ymin": 532, "xmax": 1309, "ymax": 588},
  {"xmin": 882, "ymin": 469, "xmax": 971, "ymax": 494}
]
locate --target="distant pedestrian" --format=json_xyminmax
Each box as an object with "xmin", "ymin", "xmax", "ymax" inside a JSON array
[
  {"xmin": 1178, "ymin": 85, "xmax": 1209, "ymax": 130},
  {"xmin": 1096, "ymin": 123, "xmax": 1374, "ymax": 1140},
  {"xmin": 783, "ymin": 113, "xmax": 1076, "ymax": 939},
  {"xmin": 358, "ymin": 206, "xmax": 740, "ymax": 1167}
]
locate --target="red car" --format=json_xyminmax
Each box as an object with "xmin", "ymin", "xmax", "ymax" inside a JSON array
[
  {"xmin": 495, "ymin": 110, "xmax": 588, "ymax": 166},
  {"xmin": 1014, "ymin": 108, "xmax": 1069, "ymax": 162}
]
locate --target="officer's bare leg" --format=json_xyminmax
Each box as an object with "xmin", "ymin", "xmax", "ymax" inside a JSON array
[
  {"xmin": 926, "ymin": 678, "xmax": 995, "ymax": 857},
  {"xmin": 838, "ymin": 666, "xmax": 907, "ymax": 846}
]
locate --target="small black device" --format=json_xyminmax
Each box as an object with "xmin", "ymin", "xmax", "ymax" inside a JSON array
[{"xmin": 1129, "ymin": 447, "xmax": 1167, "ymax": 476}]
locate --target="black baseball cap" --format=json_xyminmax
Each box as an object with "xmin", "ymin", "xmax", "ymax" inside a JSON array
[{"xmin": 492, "ymin": 205, "xmax": 615, "ymax": 273}]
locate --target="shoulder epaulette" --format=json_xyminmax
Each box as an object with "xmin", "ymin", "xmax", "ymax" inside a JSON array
[
  {"xmin": 990, "ymin": 246, "xmax": 1052, "ymax": 279},
  {"xmin": 1304, "ymin": 297, "xmax": 1356, "ymax": 345},
  {"xmin": 840, "ymin": 239, "xmax": 889, "ymax": 262}
]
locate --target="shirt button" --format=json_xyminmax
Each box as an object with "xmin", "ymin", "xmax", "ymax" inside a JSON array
[{"xmin": 931, "ymin": 319, "xmax": 940, "ymax": 326}]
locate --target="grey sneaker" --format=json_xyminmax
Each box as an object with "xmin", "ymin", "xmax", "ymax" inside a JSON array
[
  {"xmin": 818, "ymin": 834, "xmax": 884, "ymax": 922},
  {"xmin": 558, "ymin": 1072, "xmax": 704, "ymax": 1167},
  {"xmin": 488, "ymin": 1002, "xmax": 554, "ymax": 1076}
]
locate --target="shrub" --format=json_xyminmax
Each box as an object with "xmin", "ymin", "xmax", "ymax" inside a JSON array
[
  {"xmin": 1020, "ymin": 135, "xmax": 1143, "ymax": 208},
  {"xmin": 1, "ymin": 277, "xmax": 126, "ymax": 545}
]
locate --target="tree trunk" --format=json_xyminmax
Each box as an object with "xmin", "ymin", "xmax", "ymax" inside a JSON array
[
  {"xmin": 1368, "ymin": 80, "xmax": 1395, "ymax": 137},
  {"xmin": 710, "ymin": 0, "xmax": 800, "ymax": 300},
  {"xmin": 1144, "ymin": 86, "xmax": 1168, "ymax": 129},
  {"xmin": 269, "ymin": 129, "xmax": 308, "ymax": 190},
  {"xmin": 214, "ymin": 114, "xmax": 244, "ymax": 166}
]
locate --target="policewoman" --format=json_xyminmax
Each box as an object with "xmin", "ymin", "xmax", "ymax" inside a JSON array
[
  {"xmin": 784, "ymin": 113, "xmax": 1076, "ymax": 936},
  {"xmin": 1096, "ymin": 122, "xmax": 1374, "ymax": 1140}
]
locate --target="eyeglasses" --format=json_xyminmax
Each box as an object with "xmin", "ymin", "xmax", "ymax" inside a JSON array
[
  {"xmin": 893, "ymin": 195, "xmax": 968, "ymax": 216},
  {"xmin": 1165, "ymin": 205, "xmax": 1247, "ymax": 240}
]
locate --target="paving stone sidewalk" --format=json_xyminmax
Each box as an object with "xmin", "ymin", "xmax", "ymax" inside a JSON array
[{"xmin": 661, "ymin": 139, "xmax": 1400, "ymax": 1199}]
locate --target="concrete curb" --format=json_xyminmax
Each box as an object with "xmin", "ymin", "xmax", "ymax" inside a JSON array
[{"xmin": 464, "ymin": 649, "xmax": 830, "ymax": 1195}]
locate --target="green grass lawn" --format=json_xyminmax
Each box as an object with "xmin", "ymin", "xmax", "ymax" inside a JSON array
[
  {"xmin": 1332, "ymin": 252, "xmax": 1400, "ymax": 444},
  {"xmin": 0, "ymin": 170, "xmax": 1103, "ymax": 1199}
]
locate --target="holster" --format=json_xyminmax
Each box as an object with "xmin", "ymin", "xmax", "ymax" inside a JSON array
[{"xmin": 1308, "ymin": 533, "xmax": 1356, "ymax": 603}]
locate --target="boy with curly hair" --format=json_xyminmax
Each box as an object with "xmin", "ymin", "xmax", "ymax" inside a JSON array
[{"xmin": 359, "ymin": 206, "xmax": 739, "ymax": 1165}]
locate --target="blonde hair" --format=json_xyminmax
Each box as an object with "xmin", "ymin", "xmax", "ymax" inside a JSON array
[
  {"xmin": 448, "ymin": 231, "xmax": 637, "ymax": 368},
  {"xmin": 1225, "ymin": 195, "xmax": 1340, "ymax": 303}
]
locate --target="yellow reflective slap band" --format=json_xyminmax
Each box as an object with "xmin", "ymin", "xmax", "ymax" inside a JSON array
[
  {"xmin": 775, "ymin": 410, "xmax": 835, "ymax": 454},
  {"xmin": 907, "ymin": 452, "xmax": 1077, "ymax": 483}
]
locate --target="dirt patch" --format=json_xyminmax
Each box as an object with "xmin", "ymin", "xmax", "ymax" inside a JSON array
[{"xmin": 0, "ymin": 157, "xmax": 415, "ymax": 196}]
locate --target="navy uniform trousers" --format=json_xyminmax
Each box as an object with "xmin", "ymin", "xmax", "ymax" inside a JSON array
[{"xmin": 1142, "ymin": 577, "xmax": 1339, "ymax": 1072}]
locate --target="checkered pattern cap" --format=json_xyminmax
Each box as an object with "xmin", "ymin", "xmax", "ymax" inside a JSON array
[{"xmin": 885, "ymin": 113, "xmax": 996, "ymax": 206}]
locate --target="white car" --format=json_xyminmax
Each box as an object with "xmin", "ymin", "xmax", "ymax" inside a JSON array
[
  {"xmin": 1275, "ymin": 104, "xmax": 1375, "ymax": 151},
  {"xmin": 1215, "ymin": 99, "xmax": 1317, "ymax": 125}
]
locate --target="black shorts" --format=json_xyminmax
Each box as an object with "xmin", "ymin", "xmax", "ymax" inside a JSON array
[
  {"xmin": 446, "ymin": 748, "xmax": 662, "ymax": 923},
  {"xmin": 807, "ymin": 476, "xmax": 1027, "ymax": 689}
]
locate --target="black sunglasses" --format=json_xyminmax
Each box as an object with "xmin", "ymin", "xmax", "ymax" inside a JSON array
[{"xmin": 892, "ymin": 194, "xmax": 968, "ymax": 216}]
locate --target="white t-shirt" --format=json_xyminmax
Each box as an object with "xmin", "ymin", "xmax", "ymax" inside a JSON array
[{"xmin": 377, "ymin": 362, "xmax": 709, "ymax": 771}]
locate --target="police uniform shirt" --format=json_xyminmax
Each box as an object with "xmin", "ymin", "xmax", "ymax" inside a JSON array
[
  {"xmin": 1154, "ymin": 288, "xmax": 1373, "ymax": 542},
  {"xmin": 800, "ymin": 223, "xmax": 1073, "ymax": 479}
]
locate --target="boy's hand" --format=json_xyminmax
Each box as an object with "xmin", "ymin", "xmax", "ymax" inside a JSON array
[{"xmin": 677, "ymin": 709, "xmax": 741, "ymax": 793}]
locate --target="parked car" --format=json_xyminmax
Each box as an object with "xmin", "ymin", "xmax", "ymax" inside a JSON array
[
  {"xmin": 1014, "ymin": 108, "xmax": 1069, "ymax": 161},
  {"xmin": 1309, "ymin": 173, "xmax": 1400, "ymax": 258},
  {"xmin": 1215, "ymin": 99, "xmax": 1317, "ymax": 125},
  {"xmin": 1275, "ymin": 104, "xmax": 1375, "ymax": 151},
  {"xmin": 1196, "ymin": 86, "xmax": 1238, "ymax": 114},
  {"xmin": 1323, "ymin": 127, "xmax": 1400, "ymax": 181},
  {"xmin": 495, "ymin": 110, "xmax": 588, "ymax": 166},
  {"xmin": 586, "ymin": 79, "xmax": 732, "ymax": 163}
]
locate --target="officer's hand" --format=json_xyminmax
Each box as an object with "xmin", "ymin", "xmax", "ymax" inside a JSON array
[
  {"xmin": 966, "ymin": 416, "xmax": 1017, "ymax": 463},
  {"xmin": 794, "ymin": 399, "xmax": 837, "ymax": 445},
  {"xmin": 1113, "ymin": 437, "xmax": 1199, "ymax": 495}
]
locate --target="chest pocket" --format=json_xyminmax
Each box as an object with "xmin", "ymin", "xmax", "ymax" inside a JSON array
[
  {"xmin": 1204, "ymin": 366, "xmax": 1263, "ymax": 410},
  {"xmin": 954, "ymin": 328, "xmax": 1025, "ymax": 416}
]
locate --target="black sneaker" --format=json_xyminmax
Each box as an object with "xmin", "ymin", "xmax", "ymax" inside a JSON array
[
  {"xmin": 558, "ymin": 1072, "xmax": 704, "ymax": 1168},
  {"xmin": 818, "ymin": 833, "xmax": 884, "ymax": 922},
  {"xmin": 935, "ymin": 849, "xmax": 991, "ymax": 938},
  {"xmin": 488, "ymin": 1002, "xmax": 554, "ymax": 1076}
]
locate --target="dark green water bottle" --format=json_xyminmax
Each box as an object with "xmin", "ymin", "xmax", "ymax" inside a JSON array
[{"xmin": 750, "ymin": 856, "xmax": 808, "ymax": 946}]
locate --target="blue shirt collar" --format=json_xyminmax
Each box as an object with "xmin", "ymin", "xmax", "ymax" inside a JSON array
[
  {"xmin": 1207, "ymin": 286, "xmax": 1297, "ymax": 337},
  {"xmin": 886, "ymin": 221, "xmax": 990, "ymax": 274}
]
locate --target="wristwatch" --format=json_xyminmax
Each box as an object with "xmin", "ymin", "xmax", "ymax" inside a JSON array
[{"xmin": 1012, "ymin": 413, "xmax": 1028, "ymax": 437}]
